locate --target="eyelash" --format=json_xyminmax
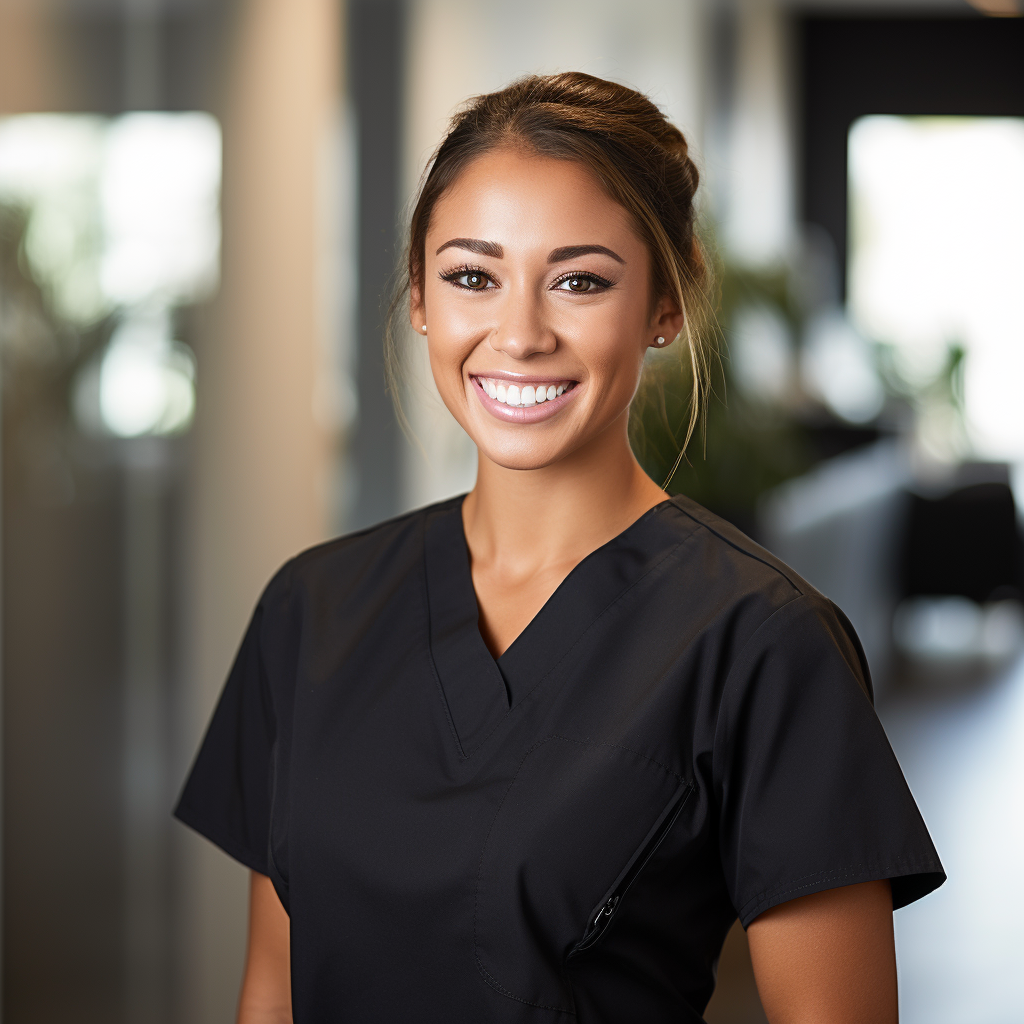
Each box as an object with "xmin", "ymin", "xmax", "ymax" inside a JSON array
[
  {"xmin": 438, "ymin": 264, "xmax": 493, "ymax": 290},
  {"xmin": 438, "ymin": 265, "xmax": 614, "ymax": 292},
  {"xmin": 551, "ymin": 270, "xmax": 614, "ymax": 292}
]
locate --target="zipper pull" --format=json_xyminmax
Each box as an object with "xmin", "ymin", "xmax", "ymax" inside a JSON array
[
  {"xmin": 593, "ymin": 895, "xmax": 620, "ymax": 929},
  {"xmin": 569, "ymin": 894, "xmax": 622, "ymax": 959}
]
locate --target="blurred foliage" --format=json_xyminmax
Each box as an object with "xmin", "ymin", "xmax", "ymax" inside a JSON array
[
  {"xmin": 876, "ymin": 339, "xmax": 967, "ymax": 420},
  {"xmin": 631, "ymin": 261, "xmax": 816, "ymax": 536},
  {"xmin": 0, "ymin": 201, "xmax": 111, "ymax": 501},
  {"xmin": 632, "ymin": 356, "xmax": 812, "ymax": 536},
  {"xmin": 879, "ymin": 339, "xmax": 969, "ymax": 462},
  {"xmin": 718, "ymin": 262, "xmax": 802, "ymax": 336}
]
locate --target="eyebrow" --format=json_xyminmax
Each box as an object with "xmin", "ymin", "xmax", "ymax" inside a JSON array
[
  {"xmin": 434, "ymin": 238, "xmax": 626, "ymax": 265},
  {"xmin": 547, "ymin": 244, "xmax": 625, "ymax": 265},
  {"xmin": 435, "ymin": 238, "xmax": 504, "ymax": 258}
]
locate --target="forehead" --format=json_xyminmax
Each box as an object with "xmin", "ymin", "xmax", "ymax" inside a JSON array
[{"xmin": 427, "ymin": 148, "xmax": 639, "ymax": 255}]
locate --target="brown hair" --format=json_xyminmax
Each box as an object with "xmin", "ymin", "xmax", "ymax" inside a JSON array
[{"xmin": 391, "ymin": 71, "xmax": 716, "ymax": 470}]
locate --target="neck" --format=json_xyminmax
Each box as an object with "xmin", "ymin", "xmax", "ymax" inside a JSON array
[{"xmin": 462, "ymin": 412, "xmax": 668, "ymax": 577}]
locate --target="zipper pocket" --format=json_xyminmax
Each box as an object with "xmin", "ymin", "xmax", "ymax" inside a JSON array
[{"xmin": 568, "ymin": 779, "xmax": 693, "ymax": 958}]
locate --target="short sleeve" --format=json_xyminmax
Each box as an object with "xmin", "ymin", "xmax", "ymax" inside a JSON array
[
  {"xmin": 173, "ymin": 583, "xmax": 282, "ymax": 876},
  {"xmin": 715, "ymin": 593, "xmax": 945, "ymax": 927}
]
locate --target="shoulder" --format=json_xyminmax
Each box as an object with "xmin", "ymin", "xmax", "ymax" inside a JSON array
[
  {"xmin": 663, "ymin": 494, "xmax": 872, "ymax": 699},
  {"xmin": 258, "ymin": 495, "xmax": 463, "ymax": 619},
  {"xmin": 667, "ymin": 493, "xmax": 813, "ymax": 599}
]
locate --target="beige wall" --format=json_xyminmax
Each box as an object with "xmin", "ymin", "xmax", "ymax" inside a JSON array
[
  {"xmin": 0, "ymin": 1, "xmax": 61, "ymax": 114},
  {"xmin": 179, "ymin": 0, "xmax": 342, "ymax": 1019}
]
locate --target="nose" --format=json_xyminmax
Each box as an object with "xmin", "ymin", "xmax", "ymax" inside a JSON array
[{"xmin": 488, "ymin": 287, "xmax": 557, "ymax": 361}]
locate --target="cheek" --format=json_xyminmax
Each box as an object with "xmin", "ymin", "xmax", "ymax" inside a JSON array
[
  {"xmin": 425, "ymin": 331, "xmax": 475, "ymax": 421},
  {"xmin": 589, "ymin": 330, "xmax": 642, "ymax": 372},
  {"xmin": 568, "ymin": 281, "xmax": 650, "ymax": 374},
  {"xmin": 425, "ymin": 281, "xmax": 484, "ymax": 354},
  {"xmin": 581, "ymin": 319, "xmax": 647, "ymax": 399}
]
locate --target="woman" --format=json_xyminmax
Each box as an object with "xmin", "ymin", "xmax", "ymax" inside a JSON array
[{"xmin": 176, "ymin": 73, "xmax": 944, "ymax": 1023}]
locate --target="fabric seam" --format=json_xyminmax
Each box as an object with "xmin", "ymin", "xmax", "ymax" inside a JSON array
[
  {"xmin": 709, "ymin": 592, "xmax": 811, "ymax": 779},
  {"xmin": 668, "ymin": 498, "xmax": 806, "ymax": 597},
  {"xmin": 737, "ymin": 856, "xmax": 945, "ymax": 924},
  {"xmin": 288, "ymin": 495, "xmax": 463, "ymax": 571}
]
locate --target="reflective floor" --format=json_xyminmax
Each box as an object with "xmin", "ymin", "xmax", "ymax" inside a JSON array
[{"xmin": 880, "ymin": 656, "xmax": 1024, "ymax": 1024}]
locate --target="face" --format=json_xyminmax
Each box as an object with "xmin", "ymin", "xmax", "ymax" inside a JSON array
[{"xmin": 411, "ymin": 148, "xmax": 682, "ymax": 472}]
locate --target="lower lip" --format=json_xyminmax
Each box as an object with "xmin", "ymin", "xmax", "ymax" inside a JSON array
[{"xmin": 470, "ymin": 378, "xmax": 580, "ymax": 423}]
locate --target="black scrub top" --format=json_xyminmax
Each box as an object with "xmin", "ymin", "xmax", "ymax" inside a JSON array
[{"xmin": 175, "ymin": 494, "xmax": 944, "ymax": 1024}]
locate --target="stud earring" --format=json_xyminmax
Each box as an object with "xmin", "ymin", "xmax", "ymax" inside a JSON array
[
  {"xmin": 422, "ymin": 324, "xmax": 427, "ymax": 333},
  {"xmin": 655, "ymin": 336, "xmax": 666, "ymax": 346}
]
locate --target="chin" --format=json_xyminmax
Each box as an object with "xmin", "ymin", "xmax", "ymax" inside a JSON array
[{"xmin": 474, "ymin": 437, "xmax": 570, "ymax": 473}]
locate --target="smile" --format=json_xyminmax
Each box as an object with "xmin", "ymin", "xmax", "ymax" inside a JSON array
[
  {"xmin": 474, "ymin": 376, "xmax": 576, "ymax": 407},
  {"xmin": 469, "ymin": 374, "xmax": 580, "ymax": 423}
]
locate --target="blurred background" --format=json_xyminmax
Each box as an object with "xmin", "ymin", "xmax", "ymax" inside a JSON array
[{"xmin": 0, "ymin": 0, "xmax": 1022, "ymax": 1021}]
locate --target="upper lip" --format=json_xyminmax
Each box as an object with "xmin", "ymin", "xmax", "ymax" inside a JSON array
[{"xmin": 468, "ymin": 370, "xmax": 579, "ymax": 384}]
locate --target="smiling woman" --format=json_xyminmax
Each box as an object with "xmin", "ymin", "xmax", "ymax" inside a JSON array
[
  {"xmin": 175, "ymin": 73, "xmax": 944, "ymax": 1024},
  {"xmin": 397, "ymin": 73, "xmax": 713, "ymax": 472}
]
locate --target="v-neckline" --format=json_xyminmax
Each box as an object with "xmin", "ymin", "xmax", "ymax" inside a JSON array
[
  {"xmin": 487, "ymin": 498, "xmax": 675, "ymax": 663},
  {"xmin": 422, "ymin": 496, "xmax": 686, "ymax": 757}
]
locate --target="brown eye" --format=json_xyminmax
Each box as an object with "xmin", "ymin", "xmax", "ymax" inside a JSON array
[
  {"xmin": 553, "ymin": 273, "xmax": 609, "ymax": 293},
  {"xmin": 454, "ymin": 271, "xmax": 489, "ymax": 290},
  {"xmin": 441, "ymin": 267, "xmax": 497, "ymax": 291}
]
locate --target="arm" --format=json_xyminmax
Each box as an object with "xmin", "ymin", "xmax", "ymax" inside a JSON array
[
  {"xmin": 237, "ymin": 871, "xmax": 292, "ymax": 1024},
  {"xmin": 747, "ymin": 880, "xmax": 897, "ymax": 1024}
]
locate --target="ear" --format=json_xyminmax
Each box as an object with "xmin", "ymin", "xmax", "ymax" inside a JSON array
[
  {"xmin": 648, "ymin": 294, "xmax": 686, "ymax": 349},
  {"xmin": 409, "ymin": 281, "xmax": 426, "ymax": 335}
]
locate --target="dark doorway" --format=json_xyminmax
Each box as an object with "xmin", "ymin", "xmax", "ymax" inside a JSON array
[{"xmin": 798, "ymin": 14, "xmax": 1024, "ymax": 298}]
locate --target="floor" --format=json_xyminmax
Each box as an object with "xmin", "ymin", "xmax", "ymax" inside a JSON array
[{"xmin": 880, "ymin": 655, "xmax": 1024, "ymax": 1024}]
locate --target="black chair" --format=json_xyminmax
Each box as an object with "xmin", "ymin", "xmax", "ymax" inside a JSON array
[{"xmin": 899, "ymin": 480, "xmax": 1024, "ymax": 604}]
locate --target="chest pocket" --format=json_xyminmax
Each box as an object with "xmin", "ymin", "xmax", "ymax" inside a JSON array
[{"xmin": 474, "ymin": 736, "xmax": 693, "ymax": 1014}]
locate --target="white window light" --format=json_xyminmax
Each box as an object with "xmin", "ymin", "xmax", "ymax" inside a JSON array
[
  {"xmin": 848, "ymin": 115, "xmax": 1024, "ymax": 460},
  {"xmin": 95, "ymin": 313, "xmax": 196, "ymax": 438},
  {"xmin": 100, "ymin": 112, "xmax": 221, "ymax": 308}
]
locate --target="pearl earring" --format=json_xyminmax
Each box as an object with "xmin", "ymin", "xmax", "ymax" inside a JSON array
[
  {"xmin": 655, "ymin": 336, "xmax": 666, "ymax": 346},
  {"xmin": 422, "ymin": 324, "xmax": 427, "ymax": 333}
]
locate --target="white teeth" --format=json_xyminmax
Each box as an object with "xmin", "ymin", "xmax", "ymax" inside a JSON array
[{"xmin": 478, "ymin": 377, "xmax": 573, "ymax": 406}]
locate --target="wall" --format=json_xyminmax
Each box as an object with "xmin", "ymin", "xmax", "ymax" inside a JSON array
[{"xmin": 177, "ymin": 0, "xmax": 342, "ymax": 1019}]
